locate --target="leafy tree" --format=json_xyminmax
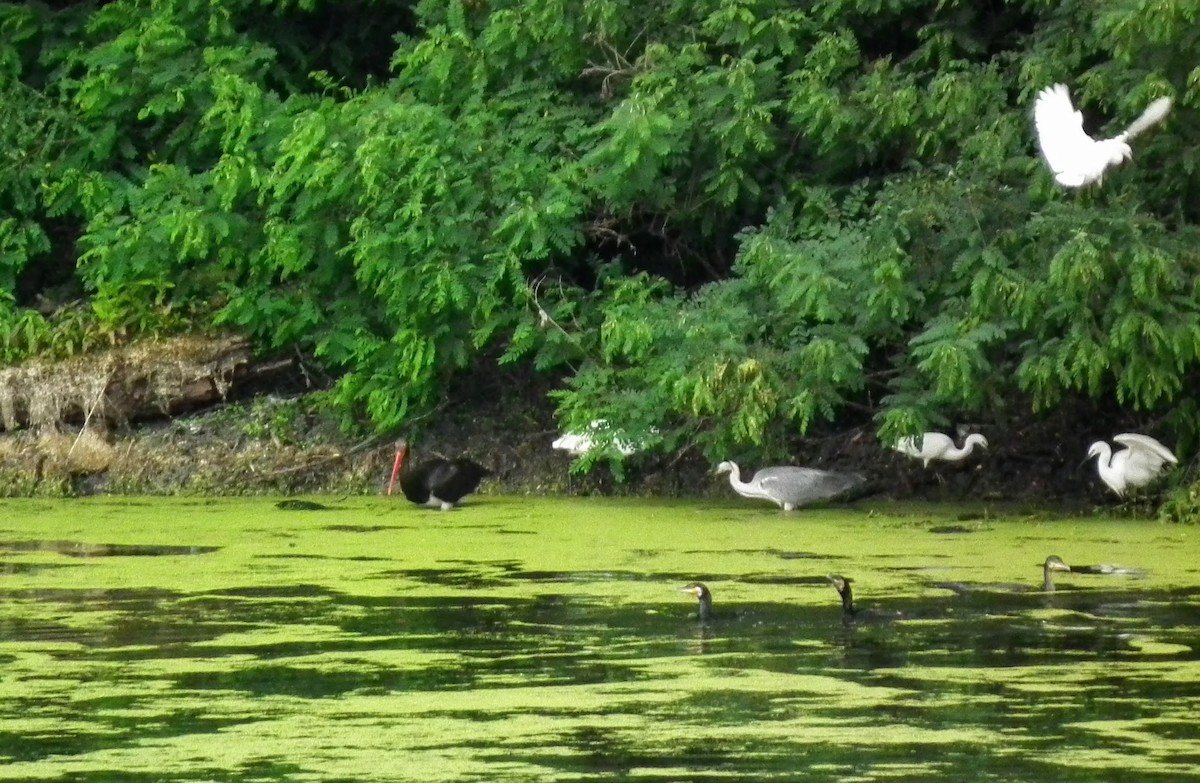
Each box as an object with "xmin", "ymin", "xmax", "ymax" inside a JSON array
[{"xmin": 0, "ymin": 0, "xmax": 1197, "ymax": 486}]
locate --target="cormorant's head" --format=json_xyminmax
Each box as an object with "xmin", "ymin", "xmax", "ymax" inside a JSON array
[{"xmin": 1044, "ymin": 555, "xmax": 1071, "ymax": 573}]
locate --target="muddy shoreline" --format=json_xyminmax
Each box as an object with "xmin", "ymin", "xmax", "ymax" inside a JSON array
[{"xmin": 0, "ymin": 349, "xmax": 1186, "ymax": 513}]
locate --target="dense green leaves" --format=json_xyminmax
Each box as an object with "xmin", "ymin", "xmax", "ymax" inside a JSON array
[{"xmin": 0, "ymin": 0, "xmax": 1198, "ymax": 472}]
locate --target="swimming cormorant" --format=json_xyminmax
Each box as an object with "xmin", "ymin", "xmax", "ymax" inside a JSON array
[
  {"xmin": 679, "ymin": 582, "xmax": 713, "ymax": 622},
  {"xmin": 934, "ymin": 555, "xmax": 1073, "ymax": 594},
  {"xmin": 827, "ymin": 575, "xmax": 902, "ymax": 622}
]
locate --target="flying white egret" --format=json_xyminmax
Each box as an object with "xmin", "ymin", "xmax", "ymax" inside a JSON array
[
  {"xmin": 1086, "ymin": 433, "xmax": 1177, "ymax": 497},
  {"xmin": 894, "ymin": 432, "xmax": 988, "ymax": 468},
  {"xmin": 552, "ymin": 419, "xmax": 644, "ymax": 457},
  {"xmin": 714, "ymin": 461, "xmax": 865, "ymax": 511},
  {"xmin": 1033, "ymin": 83, "xmax": 1172, "ymax": 188}
]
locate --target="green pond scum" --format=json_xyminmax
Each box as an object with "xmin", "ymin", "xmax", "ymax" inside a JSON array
[{"xmin": 0, "ymin": 496, "xmax": 1197, "ymax": 782}]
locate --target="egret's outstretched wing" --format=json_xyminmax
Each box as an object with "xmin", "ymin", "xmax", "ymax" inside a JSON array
[
  {"xmin": 1034, "ymin": 84, "xmax": 1094, "ymax": 183},
  {"xmin": 1113, "ymin": 433, "xmax": 1177, "ymax": 469}
]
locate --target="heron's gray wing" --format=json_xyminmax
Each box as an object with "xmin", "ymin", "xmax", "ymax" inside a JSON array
[{"xmin": 758, "ymin": 467, "xmax": 863, "ymax": 505}]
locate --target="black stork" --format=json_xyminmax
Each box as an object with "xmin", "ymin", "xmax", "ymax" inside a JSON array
[{"xmin": 386, "ymin": 440, "xmax": 492, "ymax": 510}]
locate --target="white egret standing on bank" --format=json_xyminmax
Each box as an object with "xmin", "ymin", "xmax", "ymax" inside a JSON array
[
  {"xmin": 552, "ymin": 419, "xmax": 646, "ymax": 457},
  {"xmin": 894, "ymin": 432, "xmax": 988, "ymax": 468}
]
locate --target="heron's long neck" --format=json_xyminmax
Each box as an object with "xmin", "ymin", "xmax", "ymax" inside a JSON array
[
  {"xmin": 1043, "ymin": 565, "xmax": 1056, "ymax": 593},
  {"xmin": 697, "ymin": 595, "xmax": 712, "ymax": 622},
  {"xmin": 726, "ymin": 465, "xmax": 748, "ymax": 490}
]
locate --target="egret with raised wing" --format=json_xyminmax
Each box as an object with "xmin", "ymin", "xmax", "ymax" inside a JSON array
[{"xmin": 1087, "ymin": 433, "xmax": 1177, "ymax": 497}]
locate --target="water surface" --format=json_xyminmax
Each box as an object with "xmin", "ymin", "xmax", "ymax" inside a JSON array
[{"xmin": 0, "ymin": 497, "xmax": 1197, "ymax": 781}]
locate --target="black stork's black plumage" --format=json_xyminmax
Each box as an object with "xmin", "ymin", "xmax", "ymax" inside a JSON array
[{"xmin": 387, "ymin": 440, "xmax": 492, "ymax": 510}]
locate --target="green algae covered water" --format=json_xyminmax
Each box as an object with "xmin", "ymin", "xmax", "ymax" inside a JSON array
[{"xmin": 0, "ymin": 496, "xmax": 1198, "ymax": 781}]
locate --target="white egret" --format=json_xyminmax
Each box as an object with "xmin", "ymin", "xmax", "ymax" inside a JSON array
[
  {"xmin": 1033, "ymin": 83, "xmax": 1172, "ymax": 188},
  {"xmin": 714, "ymin": 461, "xmax": 865, "ymax": 511},
  {"xmin": 552, "ymin": 419, "xmax": 644, "ymax": 457},
  {"xmin": 1086, "ymin": 433, "xmax": 1177, "ymax": 497},
  {"xmin": 894, "ymin": 432, "xmax": 988, "ymax": 467}
]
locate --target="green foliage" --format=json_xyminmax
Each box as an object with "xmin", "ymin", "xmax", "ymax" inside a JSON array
[
  {"xmin": 1, "ymin": 0, "xmax": 1198, "ymax": 476},
  {"xmin": 1160, "ymin": 469, "xmax": 1200, "ymax": 524}
]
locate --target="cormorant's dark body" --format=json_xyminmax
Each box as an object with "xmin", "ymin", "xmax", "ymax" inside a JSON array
[
  {"xmin": 389, "ymin": 441, "xmax": 492, "ymax": 510},
  {"xmin": 828, "ymin": 575, "xmax": 901, "ymax": 623},
  {"xmin": 681, "ymin": 582, "xmax": 714, "ymax": 622}
]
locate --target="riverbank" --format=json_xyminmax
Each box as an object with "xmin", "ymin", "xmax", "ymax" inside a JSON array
[{"xmin": 0, "ymin": 350, "xmax": 1187, "ymax": 516}]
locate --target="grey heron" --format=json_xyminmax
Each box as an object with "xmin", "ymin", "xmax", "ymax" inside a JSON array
[{"xmin": 714, "ymin": 461, "xmax": 865, "ymax": 511}]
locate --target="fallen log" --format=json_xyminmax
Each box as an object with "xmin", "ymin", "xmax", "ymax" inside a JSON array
[{"xmin": 0, "ymin": 335, "xmax": 290, "ymax": 432}]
